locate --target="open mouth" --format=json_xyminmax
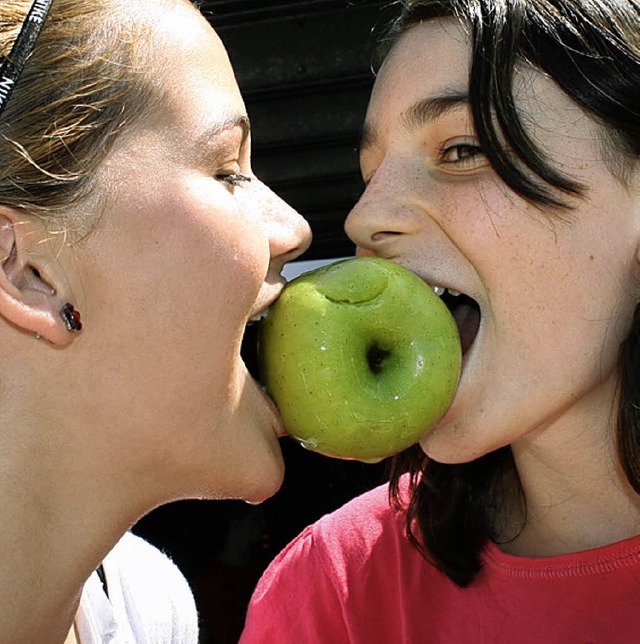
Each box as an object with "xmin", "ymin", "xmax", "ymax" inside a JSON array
[
  {"xmin": 241, "ymin": 322, "xmax": 261, "ymax": 379},
  {"xmin": 436, "ymin": 287, "xmax": 481, "ymax": 356}
]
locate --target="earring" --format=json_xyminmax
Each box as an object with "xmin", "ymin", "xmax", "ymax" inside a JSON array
[{"xmin": 60, "ymin": 303, "xmax": 82, "ymax": 333}]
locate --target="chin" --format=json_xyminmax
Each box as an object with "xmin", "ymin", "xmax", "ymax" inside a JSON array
[
  {"xmin": 184, "ymin": 453, "xmax": 285, "ymax": 505},
  {"xmin": 237, "ymin": 450, "xmax": 286, "ymax": 505},
  {"xmin": 170, "ymin": 420, "xmax": 286, "ymax": 505},
  {"xmin": 226, "ymin": 427, "xmax": 286, "ymax": 504},
  {"xmin": 418, "ymin": 428, "xmax": 489, "ymax": 466}
]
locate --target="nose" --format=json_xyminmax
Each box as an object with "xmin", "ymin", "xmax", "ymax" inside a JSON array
[
  {"xmin": 345, "ymin": 164, "xmax": 423, "ymax": 255},
  {"xmin": 252, "ymin": 179, "xmax": 312, "ymax": 268}
]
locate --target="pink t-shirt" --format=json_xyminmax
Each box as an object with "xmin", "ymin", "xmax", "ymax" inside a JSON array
[{"xmin": 241, "ymin": 481, "xmax": 640, "ymax": 643}]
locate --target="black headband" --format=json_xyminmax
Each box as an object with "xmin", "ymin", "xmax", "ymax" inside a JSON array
[{"xmin": 0, "ymin": 0, "xmax": 54, "ymax": 119}]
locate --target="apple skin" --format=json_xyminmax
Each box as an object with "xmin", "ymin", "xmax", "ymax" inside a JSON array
[{"xmin": 258, "ymin": 257, "xmax": 462, "ymax": 463}]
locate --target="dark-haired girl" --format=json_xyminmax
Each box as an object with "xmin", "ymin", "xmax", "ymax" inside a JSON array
[{"xmin": 241, "ymin": 2, "xmax": 640, "ymax": 641}]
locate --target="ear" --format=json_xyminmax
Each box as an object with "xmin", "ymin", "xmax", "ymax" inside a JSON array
[{"xmin": 0, "ymin": 208, "xmax": 77, "ymax": 346}]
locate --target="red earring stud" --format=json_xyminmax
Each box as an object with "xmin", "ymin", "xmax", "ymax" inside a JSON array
[{"xmin": 60, "ymin": 303, "xmax": 82, "ymax": 333}]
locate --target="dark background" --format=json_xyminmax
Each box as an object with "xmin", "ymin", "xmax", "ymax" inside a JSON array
[{"xmin": 133, "ymin": 2, "xmax": 398, "ymax": 642}]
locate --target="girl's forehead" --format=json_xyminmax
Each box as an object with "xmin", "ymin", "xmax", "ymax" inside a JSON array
[
  {"xmin": 377, "ymin": 19, "xmax": 587, "ymax": 134},
  {"xmin": 369, "ymin": 20, "xmax": 472, "ymax": 117},
  {"xmin": 386, "ymin": 18, "xmax": 471, "ymax": 71}
]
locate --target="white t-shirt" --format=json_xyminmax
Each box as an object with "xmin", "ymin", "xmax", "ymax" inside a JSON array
[{"xmin": 75, "ymin": 532, "xmax": 198, "ymax": 643}]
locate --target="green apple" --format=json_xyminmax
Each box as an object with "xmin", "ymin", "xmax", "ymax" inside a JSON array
[{"xmin": 258, "ymin": 257, "xmax": 462, "ymax": 463}]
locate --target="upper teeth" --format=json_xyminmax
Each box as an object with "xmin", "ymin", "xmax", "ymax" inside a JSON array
[
  {"xmin": 432, "ymin": 286, "xmax": 461, "ymax": 297},
  {"xmin": 249, "ymin": 310, "xmax": 269, "ymax": 324}
]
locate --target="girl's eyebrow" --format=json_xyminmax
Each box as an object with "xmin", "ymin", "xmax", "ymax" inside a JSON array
[
  {"xmin": 359, "ymin": 90, "xmax": 469, "ymax": 154},
  {"xmin": 401, "ymin": 91, "xmax": 469, "ymax": 130},
  {"xmin": 199, "ymin": 114, "xmax": 251, "ymax": 146}
]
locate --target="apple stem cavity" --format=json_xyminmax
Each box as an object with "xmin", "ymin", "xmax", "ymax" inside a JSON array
[{"xmin": 367, "ymin": 344, "xmax": 391, "ymax": 375}]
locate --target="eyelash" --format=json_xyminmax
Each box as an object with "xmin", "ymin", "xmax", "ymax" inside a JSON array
[
  {"xmin": 440, "ymin": 143, "xmax": 485, "ymax": 166},
  {"xmin": 217, "ymin": 173, "xmax": 252, "ymax": 187}
]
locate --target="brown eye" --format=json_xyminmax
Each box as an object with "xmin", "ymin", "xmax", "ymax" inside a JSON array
[{"xmin": 442, "ymin": 144, "xmax": 484, "ymax": 164}]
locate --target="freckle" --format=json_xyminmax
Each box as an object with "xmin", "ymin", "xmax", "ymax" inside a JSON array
[{"xmin": 590, "ymin": 255, "xmax": 595, "ymax": 260}]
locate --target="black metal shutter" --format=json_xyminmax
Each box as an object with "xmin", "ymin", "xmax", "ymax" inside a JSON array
[{"xmin": 201, "ymin": 0, "xmax": 390, "ymax": 260}]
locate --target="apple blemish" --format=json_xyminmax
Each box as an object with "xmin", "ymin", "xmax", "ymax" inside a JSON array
[{"xmin": 258, "ymin": 257, "xmax": 462, "ymax": 463}]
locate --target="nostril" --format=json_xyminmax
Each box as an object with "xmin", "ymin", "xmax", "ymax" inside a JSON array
[
  {"xmin": 345, "ymin": 194, "xmax": 421, "ymax": 250},
  {"xmin": 276, "ymin": 239, "xmax": 310, "ymax": 266},
  {"xmin": 291, "ymin": 219, "xmax": 313, "ymax": 260},
  {"xmin": 268, "ymin": 212, "xmax": 312, "ymax": 264}
]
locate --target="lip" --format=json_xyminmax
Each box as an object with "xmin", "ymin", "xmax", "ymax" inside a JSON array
[
  {"xmin": 410, "ymin": 269, "xmax": 470, "ymax": 304},
  {"xmin": 247, "ymin": 309, "xmax": 270, "ymax": 326},
  {"xmin": 247, "ymin": 282, "xmax": 285, "ymax": 326},
  {"xmin": 241, "ymin": 317, "xmax": 286, "ymax": 438},
  {"xmin": 256, "ymin": 378, "xmax": 286, "ymax": 437}
]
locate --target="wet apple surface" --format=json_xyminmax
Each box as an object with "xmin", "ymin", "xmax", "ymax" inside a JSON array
[{"xmin": 258, "ymin": 257, "xmax": 462, "ymax": 463}]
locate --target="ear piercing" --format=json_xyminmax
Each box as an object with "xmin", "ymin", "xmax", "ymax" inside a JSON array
[{"xmin": 60, "ymin": 303, "xmax": 82, "ymax": 333}]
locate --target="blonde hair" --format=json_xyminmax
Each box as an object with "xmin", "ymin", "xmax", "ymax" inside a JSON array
[{"xmin": 0, "ymin": 0, "xmax": 165, "ymax": 231}]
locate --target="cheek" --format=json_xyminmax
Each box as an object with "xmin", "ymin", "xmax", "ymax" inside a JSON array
[
  {"xmin": 187, "ymin": 230, "xmax": 268, "ymax": 344},
  {"xmin": 105, "ymin": 189, "xmax": 269, "ymax": 361},
  {"xmin": 167, "ymin": 187, "xmax": 270, "ymax": 303}
]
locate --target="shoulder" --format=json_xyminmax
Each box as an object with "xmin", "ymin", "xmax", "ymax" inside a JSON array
[
  {"xmin": 313, "ymin": 479, "xmax": 407, "ymax": 562},
  {"xmin": 265, "ymin": 481, "xmax": 406, "ymax": 581},
  {"xmin": 103, "ymin": 532, "xmax": 199, "ymax": 642}
]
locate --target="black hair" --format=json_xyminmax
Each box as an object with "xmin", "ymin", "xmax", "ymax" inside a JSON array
[{"xmin": 382, "ymin": 0, "xmax": 640, "ymax": 587}]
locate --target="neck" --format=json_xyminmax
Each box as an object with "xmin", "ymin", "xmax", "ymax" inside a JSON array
[
  {"xmin": 0, "ymin": 343, "xmax": 177, "ymax": 642},
  {"xmin": 0, "ymin": 433, "xmax": 137, "ymax": 642},
  {"xmin": 502, "ymin": 390, "xmax": 640, "ymax": 557}
]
